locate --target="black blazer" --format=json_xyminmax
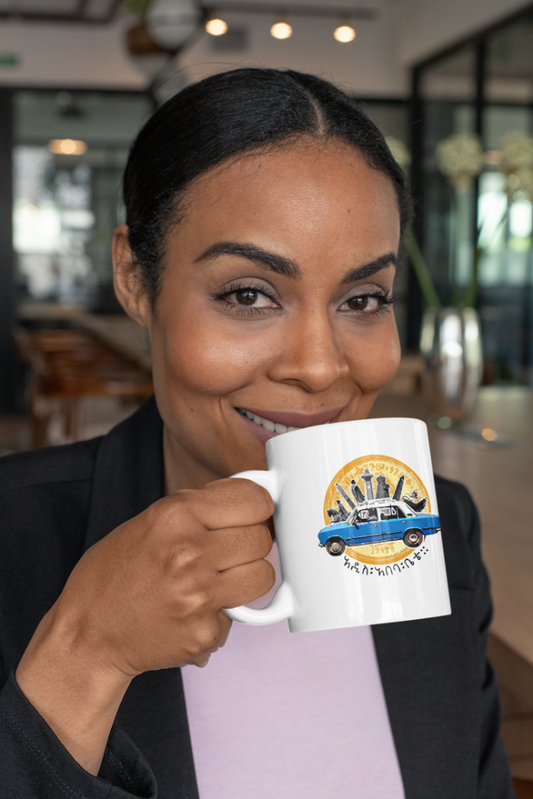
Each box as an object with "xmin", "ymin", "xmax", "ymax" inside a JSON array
[{"xmin": 0, "ymin": 398, "xmax": 515, "ymax": 798}]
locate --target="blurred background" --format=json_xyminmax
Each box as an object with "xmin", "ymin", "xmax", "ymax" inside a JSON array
[{"xmin": 1, "ymin": 0, "xmax": 533, "ymax": 793}]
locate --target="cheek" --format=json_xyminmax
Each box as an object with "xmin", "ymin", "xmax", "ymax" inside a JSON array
[
  {"xmin": 345, "ymin": 320, "xmax": 401, "ymax": 392},
  {"xmin": 152, "ymin": 314, "xmax": 267, "ymax": 399}
]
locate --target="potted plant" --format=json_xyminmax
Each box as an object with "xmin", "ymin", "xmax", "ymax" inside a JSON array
[{"xmin": 124, "ymin": 0, "xmax": 166, "ymax": 58}]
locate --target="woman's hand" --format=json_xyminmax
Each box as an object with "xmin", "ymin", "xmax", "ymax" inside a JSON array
[{"xmin": 16, "ymin": 478, "xmax": 275, "ymax": 775}]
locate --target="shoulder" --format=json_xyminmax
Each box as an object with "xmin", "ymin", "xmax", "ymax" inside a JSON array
[
  {"xmin": 435, "ymin": 472, "xmax": 475, "ymax": 510},
  {"xmin": 434, "ymin": 474, "xmax": 482, "ymax": 590},
  {"xmin": 0, "ymin": 439, "xmax": 104, "ymax": 672},
  {"xmin": 0, "ymin": 436, "xmax": 101, "ymax": 492},
  {"xmin": 434, "ymin": 473, "xmax": 479, "ymax": 533},
  {"xmin": 434, "ymin": 473, "xmax": 478, "ymax": 537},
  {"xmin": 0, "ymin": 438, "xmax": 102, "ymax": 579}
]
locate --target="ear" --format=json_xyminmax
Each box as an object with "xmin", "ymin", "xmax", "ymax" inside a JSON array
[{"xmin": 112, "ymin": 225, "xmax": 152, "ymax": 329}]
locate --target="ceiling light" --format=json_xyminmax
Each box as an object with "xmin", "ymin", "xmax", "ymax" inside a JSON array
[
  {"xmin": 206, "ymin": 17, "xmax": 228, "ymax": 35},
  {"xmin": 334, "ymin": 24, "xmax": 356, "ymax": 43},
  {"xmin": 147, "ymin": 0, "xmax": 201, "ymax": 51},
  {"xmin": 271, "ymin": 21, "xmax": 292, "ymax": 39},
  {"xmin": 48, "ymin": 139, "xmax": 87, "ymax": 155}
]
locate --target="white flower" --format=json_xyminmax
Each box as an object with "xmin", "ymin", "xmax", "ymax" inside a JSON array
[
  {"xmin": 505, "ymin": 167, "xmax": 533, "ymax": 201},
  {"xmin": 436, "ymin": 133, "xmax": 484, "ymax": 192},
  {"xmin": 500, "ymin": 132, "xmax": 533, "ymax": 174},
  {"xmin": 385, "ymin": 136, "xmax": 411, "ymax": 171}
]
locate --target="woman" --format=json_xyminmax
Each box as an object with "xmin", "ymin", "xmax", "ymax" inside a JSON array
[{"xmin": 0, "ymin": 68, "xmax": 514, "ymax": 798}]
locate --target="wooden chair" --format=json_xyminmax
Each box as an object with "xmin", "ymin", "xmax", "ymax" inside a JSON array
[{"xmin": 514, "ymin": 780, "xmax": 533, "ymax": 798}]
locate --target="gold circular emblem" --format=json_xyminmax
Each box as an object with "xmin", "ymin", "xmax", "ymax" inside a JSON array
[{"xmin": 323, "ymin": 454, "xmax": 431, "ymax": 565}]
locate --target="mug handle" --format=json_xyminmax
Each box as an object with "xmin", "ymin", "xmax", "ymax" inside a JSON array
[{"xmin": 223, "ymin": 470, "xmax": 294, "ymax": 625}]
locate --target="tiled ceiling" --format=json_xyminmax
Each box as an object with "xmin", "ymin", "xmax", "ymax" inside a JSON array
[{"xmin": 0, "ymin": 0, "xmax": 122, "ymax": 23}]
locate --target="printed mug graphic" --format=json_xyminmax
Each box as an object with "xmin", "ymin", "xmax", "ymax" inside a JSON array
[{"xmin": 319, "ymin": 455, "xmax": 441, "ymax": 565}]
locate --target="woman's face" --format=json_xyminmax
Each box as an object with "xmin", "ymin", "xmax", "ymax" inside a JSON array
[{"xmin": 117, "ymin": 141, "xmax": 401, "ymax": 491}]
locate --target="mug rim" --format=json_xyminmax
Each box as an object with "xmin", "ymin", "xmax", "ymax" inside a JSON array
[{"xmin": 266, "ymin": 416, "xmax": 427, "ymax": 449}]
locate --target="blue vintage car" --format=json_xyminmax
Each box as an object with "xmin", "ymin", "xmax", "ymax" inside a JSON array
[{"xmin": 318, "ymin": 500, "xmax": 441, "ymax": 556}]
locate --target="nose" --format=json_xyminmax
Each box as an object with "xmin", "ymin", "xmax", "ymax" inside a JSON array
[{"xmin": 268, "ymin": 309, "xmax": 350, "ymax": 393}]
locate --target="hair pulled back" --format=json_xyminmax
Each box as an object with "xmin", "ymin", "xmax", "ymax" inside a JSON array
[{"xmin": 123, "ymin": 67, "xmax": 412, "ymax": 301}]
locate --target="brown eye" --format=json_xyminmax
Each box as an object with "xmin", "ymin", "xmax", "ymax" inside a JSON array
[
  {"xmin": 341, "ymin": 294, "xmax": 383, "ymax": 313},
  {"xmin": 215, "ymin": 284, "xmax": 279, "ymax": 311},
  {"xmin": 347, "ymin": 296, "xmax": 370, "ymax": 311},
  {"xmin": 236, "ymin": 289, "xmax": 258, "ymax": 305}
]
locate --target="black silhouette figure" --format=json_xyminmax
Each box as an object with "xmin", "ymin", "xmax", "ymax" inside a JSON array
[
  {"xmin": 392, "ymin": 474, "xmax": 405, "ymax": 501},
  {"xmin": 350, "ymin": 479, "xmax": 365, "ymax": 503},
  {"xmin": 375, "ymin": 474, "xmax": 390, "ymax": 499},
  {"xmin": 402, "ymin": 490, "xmax": 428, "ymax": 513},
  {"xmin": 335, "ymin": 483, "xmax": 355, "ymax": 510},
  {"xmin": 336, "ymin": 499, "xmax": 350, "ymax": 521}
]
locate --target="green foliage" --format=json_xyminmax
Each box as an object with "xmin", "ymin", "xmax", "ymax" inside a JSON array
[
  {"xmin": 403, "ymin": 227, "xmax": 441, "ymax": 310},
  {"xmin": 123, "ymin": 0, "xmax": 153, "ymax": 20}
]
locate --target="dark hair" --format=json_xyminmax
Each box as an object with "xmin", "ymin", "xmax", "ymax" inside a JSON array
[{"xmin": 123, "ymin": 67, "xmax": 412, "ymax": 302}]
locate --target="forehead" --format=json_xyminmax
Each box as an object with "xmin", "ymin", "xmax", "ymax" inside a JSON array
[{"xmin": 167, "ymin": 141, "xmax": 400, "ymax": 266}]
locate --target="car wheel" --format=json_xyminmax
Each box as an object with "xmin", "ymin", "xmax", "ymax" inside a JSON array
[
  {"xmin": 326, "ymin": 537, "xmax": 346, "ymax": 556},
  {"xmin": 403, "ymin": 528, "xmax": 423, "ymax": 548}
]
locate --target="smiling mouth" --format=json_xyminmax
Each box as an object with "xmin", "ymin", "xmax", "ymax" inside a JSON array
[
  {"xmin": 237, "ymin": 408, "xmax": 300, "ymax": 434},
  {"xmin": 236, "ymin": 408, "xmax": 333, "ymax": 435}
]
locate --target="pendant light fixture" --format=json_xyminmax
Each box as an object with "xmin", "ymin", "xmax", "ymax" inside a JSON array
[
  {"xmin": 270, "ymin": 16, "xmax": 292, "ymax": 39},
  {"xmin": 147, "ymin": 0, "xmax": 201, "ymax": 50},
  {"xmin": 206, "ymin": 16, "xmax": 228, "ymax": 35},
  {"xmin": 334, "ymin": 19, "xmax": 356, "ymax": 42}
]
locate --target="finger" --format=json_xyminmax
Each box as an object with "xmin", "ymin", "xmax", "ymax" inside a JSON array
[
  {"xmin": 183, "ymin": 611, "xmax": 233, "ymax": 669},
  {"xmin": 206, "ymin": 524, "xmax": 273, "ymax": 572},
  {"xmin": 215, "ymin": 558, "xmax": 276, "ymax": 609},
  {"xmin": 176, "ymin": 478, "xmax": 274, "ymax": 531},
  {"xmin": 215, "ymin": 610, "xmax": 232, "ymax": 649}
]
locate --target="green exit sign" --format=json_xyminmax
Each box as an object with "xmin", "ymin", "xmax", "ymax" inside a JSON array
[{"xmin": 0, "ymin": 53, "xmax": 20, "ymax": 68}]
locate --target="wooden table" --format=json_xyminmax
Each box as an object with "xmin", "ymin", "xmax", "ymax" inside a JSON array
[
  {"xmin": 14, "ymin": 327, "xmax": 153, "ymax": 447},
  {"xmin": 17, "ymin": 304, "xmax": 152, "ymax": 372},
  {"xmin": 371, "ymin": 386, "xmax": 533, "ymax": 778}
]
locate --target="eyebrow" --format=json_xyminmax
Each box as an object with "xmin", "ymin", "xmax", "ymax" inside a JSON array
[
  {"xmin": 195, "ymin": 241, "xmax": 301, "ymax": 279},
  {"xmin": 195, "ymin": 241, "xmax": 396, "ymax": 283},
  {"xmin": 341, "ymin": 253, "xmax": 397, "ymax": 284}
]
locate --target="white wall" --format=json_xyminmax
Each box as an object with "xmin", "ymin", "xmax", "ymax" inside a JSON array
[
  {"xmin": 0, "ymin": 18, "xmax": 145, "ymax": 88},
  {"xmin": 398, "ymin": 0, "xmax": 530, "ymax": 65}
]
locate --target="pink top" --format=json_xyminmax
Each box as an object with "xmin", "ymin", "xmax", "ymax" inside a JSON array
[{"xmin": 182, "ymin": 546, "xmax": 404, "ymax": 799}]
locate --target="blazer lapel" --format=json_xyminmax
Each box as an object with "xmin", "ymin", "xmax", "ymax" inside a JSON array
[
  {"xmin": 85, "ymin": 397, "xmax": 199, "ymax": 799},
  {"xmin": 85, "ymin": 395, "xmax": 165, "ymax": 549},
  {"xmin": 372, "ymin": 588, "xmax": 479, "ymax": 799},
  {"xmin": 372, "ymin": 476, "xmax": 483, "ymax": 799}
]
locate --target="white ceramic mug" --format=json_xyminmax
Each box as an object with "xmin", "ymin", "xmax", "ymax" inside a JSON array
[{"xmin": 225, "ymin": 417, "xmax": 451, "ymax": 633}]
